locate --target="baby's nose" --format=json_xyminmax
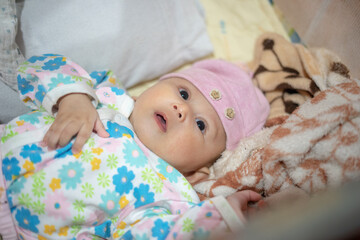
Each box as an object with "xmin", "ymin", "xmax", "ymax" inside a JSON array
[{"xmin": 173, "ymin": 104, "xmax": 188, "ymax": 120}]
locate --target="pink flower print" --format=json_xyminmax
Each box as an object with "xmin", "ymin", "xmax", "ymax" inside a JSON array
[
  {"xmin": 169, "ymin": 202, "xmax": 190, "ymax": 216},
  {"xmin": 61, "ymin": 64, "xmax": 80, "ymax": 76},
  {"xmin": 85, "ymin": 210, "xmax": 106, "ymax": 225},
  {"xmin": 97, "ymin": 137, "xmax": 121, "ymax": 152},
  {"xmin": 133, "ymin": 217, "xmax": 156, "ymax": 231},
  {"xmin": 196, "ymin": 203, "xmax": 221, "ymax": 230},
  {"xmin": 162, "ymin": 181, "xmax": 181, "ymax": 200},
  {"xmin": 23, "ymin": 92, "xmax": 35, "ymax": 101},
  {"xmin": 27, "ymin": 68, "xmax": 52, "ymax": 79},
  {"xmin": 44, "ymin": 191, "xmax": 71, "ymax": 220},
  {"xmin": 15, "ymin": 121, "xmax": 36, "ymax": 134},
  {"xmin": 67, "ymin": 60, "xmax": 90, "ymax": 77},
  {"xmin": 96, "ymin": 88, "xmax": 116, "ymax": 104},
  {"xmin": 76, "ymin": 233, "xmax": 93, "ymax": 240}
]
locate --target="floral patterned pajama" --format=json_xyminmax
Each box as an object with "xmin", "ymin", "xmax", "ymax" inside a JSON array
[{"xmin": 0, "ymin": 55, "xmax": 242, "ymax": 239}]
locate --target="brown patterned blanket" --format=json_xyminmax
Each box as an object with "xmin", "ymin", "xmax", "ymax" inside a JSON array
[{"xmin": 194, "ymin": 33, "xmax": 360, "ymax": 199}]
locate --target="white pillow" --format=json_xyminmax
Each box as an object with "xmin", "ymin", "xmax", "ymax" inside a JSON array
[{"xmin": 16, "ymin": 0, "xmax": 213, "ymax": 88}]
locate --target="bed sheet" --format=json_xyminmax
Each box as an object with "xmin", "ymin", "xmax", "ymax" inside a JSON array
[{"xmin": 127, "ymin": 0, "xmax": 289, "ymax": 96}]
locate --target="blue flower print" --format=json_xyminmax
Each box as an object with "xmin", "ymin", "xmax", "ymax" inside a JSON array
[
  {"xmin": 135, "ymin": 233, "xmax": 148, "ymax": 240},
  {"xmin": 28, "ymin": 55, "xmax": 46, "ymax": 63},
  {"xmin": 54, "ymin": 142, "xmax": 73, "ymax": 158},
  {"xmin": 19, "ymin": 111, "xmax": 42, "ymax": 124},
  {"xmin": 35, "ymin": 84, "xmax": 46, "ymax": 103},
  {"xmin": 15, "ymin": 207, "xmax": 40, "ymax": 233},
  {"xmin": 99, "ymin": 190, "xmax": 121, "ymax": 216},
  {"xmin": 2, "ymin": 157, "xmax": 21, "ymax": 181},
  {"xmin": 196, "ymin": 201, "xmax": 204, "ymax": 207},
  {"xmin": 113, "ymin": 166, "xmax": 135, "ymax": 195},
  {"xmin": 58, "ymin": 161, "xmax": 84, "ymax": 189},
  {"xmin": 107, "ymin": 122, "xmax": 134, "ymax": 138},
  {"xmin": 9, "ymin": 176, "xmax": 26, "ymax": 194},
  {"xmin": 111, "ymin": 87, "xmax": 125, "ymax": 95},
  {"xmin": 119, "ymin": 230, "xmax": 132, "ymax": 240},
  {"xmin": 143, "ymin": 207, "xmax": 170, "ymax": 218},
  {"xmin": 156, "ymin": 159, "xmax": 181, "ymax": 183},
  {"xmin": 17, "ymin": 75, "xmax": 34, "ymax": 95},
  {"xmin": 94, "ymin": 220, "xmax": 111, "ymax": 238},
  {"xmin": 26, "ymin": 73, "xmax": 39, "ymax": 83},
  {"xmin": 42, "ymin": 57, "xmax": 66, "ymax": 71},
  {"xmin": 152, "ymin": 219, "xmax": 170, "ymax": 240},
  {"xmin": 43, "ymin": 53, "xmax": 62, "ymax": 57},
  {"xmin": 193, "ymin": 228, "xmax": 210, "ymax": 240},
  {"xmin": 48, "ymin": 73, "xmax": 74, "ymax": 91},
  {"xmin": 6, "ymin": 192, "xmax": 14, "ymax": 212},
  {"xmin": 20, "ymin": 144, "xmax": 44, "ymax": 163},
  {"xmin": 123, "ymin": 140, "xmax": 146, "ymax": 168},
  {"xmin": 134, "ymin": 184, "xmax": 154, "ymax": 208},
  {"xmin": 90, "ymin": 70, "xmax": 107, "ymax": 84}
]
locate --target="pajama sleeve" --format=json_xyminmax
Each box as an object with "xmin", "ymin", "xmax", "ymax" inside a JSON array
[
  {"xmin": 84, "ymin": 196, "xmax": 244, "ymax": 240},
  {"xmin": 16, "ymin": 54, "xmax": 123, "ymax": 114}
]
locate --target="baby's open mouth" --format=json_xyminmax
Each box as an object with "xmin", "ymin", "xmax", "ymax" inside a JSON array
[{"xmin": 155, "ymin": 113, "xmax": 167, "ymax": 132}]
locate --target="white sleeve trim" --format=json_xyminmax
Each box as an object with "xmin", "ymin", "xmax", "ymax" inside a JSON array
[
  {"xmin": 42, "ymin": 83, "xmax": 98, "ymax": 114},
  {"xmin": 212, "ymin": 195, "xmax": 245, "ymax": 232},
  {"xmin": 117, "ymin": 94, "xmax": 134, "ymax": 118},
  {"xmin": 0, "ymin": 128, "xmax": 47, "ymax": 156}
]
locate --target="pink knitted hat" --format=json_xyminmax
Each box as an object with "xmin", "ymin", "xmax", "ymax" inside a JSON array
[{"xmin": 160, "ymin": 59, "xmax": 270, "ymax": 150}]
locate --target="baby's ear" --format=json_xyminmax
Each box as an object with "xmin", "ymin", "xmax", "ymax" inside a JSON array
[{"xmin": 185, "ymin": 167, "xmax": 210, "ymax": 185}]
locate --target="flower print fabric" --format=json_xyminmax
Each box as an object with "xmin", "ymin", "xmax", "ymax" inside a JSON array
[
  {"xmin": 58, "ymin": 161, "xmax": 85, "ymax": 189},
  {"xmin": 2, "ymin": 157, "xmax": 21, "ymax": 181},
  {"xmin": 0, "ymin": 55, "xmax": 243, "ymax": 239}
]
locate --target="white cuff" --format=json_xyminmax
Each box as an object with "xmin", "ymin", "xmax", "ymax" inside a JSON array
[
  {"xmin": 212, "ymin": 195, "xmax": 245, "ymax": 232},
  {"xmin": 42, "ymin": 83, "xmax": 98, "ymax": 115}
]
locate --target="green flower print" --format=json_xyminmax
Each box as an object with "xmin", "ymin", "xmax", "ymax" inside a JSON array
[
  {"xmin": 181, "ymin": 191, "xmax": 193, "ymax": 202},
  {"xmin": 97, "ymin": 172, "xmax": 111, "ymax": 188},
  {"xmin": 81, "ymin": 150, "xmax": 93, "ymax": 163},
  {"xmin": 1, "ymin": 125, "xmax": 18, "ymax": 143},
  {"xmin": 73, "ymin": 200, "xmax": 86, "ymax": 213},
  {"xmin": 33, "ymin": 170, "xmax": 46, "ymax": 183},
  {"xmin": 141, "ymin": 168, "xmax": 155, "ymax": 184},
  {"xmin": 73, "ymin": 214, "xmax": 85, "ymax": 225},
  {"xmin": 152, "ymin": 178, "xmax": 164, "ymax": 193},
  {"xmin": 32, "ymin": 181, "xmax": 46, "ymax": 198},
  {"xmin": 182, "ymin": 218, "xmax": 194, "ymax": 232},
  {"xmin": 43, "ymin": 115, "xmax": 55, "ymax": 125},
  {"xmin": 81, "ymin": 182, "xmax": 94, "ymax": 198},
  {"xmin": 32, "ymin": 200, "xmax": 45, "ymax": 215},
  {"xmin": 87, "ymin": 137, "xmax": 95, "ymax": 148},
  {"xmin": 18, "ymin": 193, "xmax": 32, "ymax": 208},
  {"xmin": 106, "ymin": 154, "xmax": 119, "ymax": 169}
]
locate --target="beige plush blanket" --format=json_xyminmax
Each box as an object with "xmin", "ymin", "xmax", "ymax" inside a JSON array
[{"xmin": 194, "ymin": 33, "xmax": 360, "ymax": 199}]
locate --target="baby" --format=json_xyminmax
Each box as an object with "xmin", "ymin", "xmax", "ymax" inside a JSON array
[{"xmin": 0, "ymin": 54, "xmax": 269, "ymax": 239}]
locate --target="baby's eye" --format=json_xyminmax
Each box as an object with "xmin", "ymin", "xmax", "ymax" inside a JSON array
[
  {"xmin": 179, "ymin": 88, "xmax": 189, "ymax": 100},
  {"xmin": 196, "ymin": 119, "xmax": 206, "ymax": 133}
]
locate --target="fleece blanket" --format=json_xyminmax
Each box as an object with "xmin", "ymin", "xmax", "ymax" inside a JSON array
[{"xmin": 194, "ymin": 33, "xmax": 360, "ymax": 199}]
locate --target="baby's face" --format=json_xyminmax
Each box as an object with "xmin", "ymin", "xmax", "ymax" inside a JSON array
[{"xmin": 129, "ymin": 77, "xmax": 226, "ymax": 174}]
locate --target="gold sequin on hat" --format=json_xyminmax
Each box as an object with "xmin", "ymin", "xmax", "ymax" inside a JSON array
[
  {"xmin": 210, "ymin": 89, "xmax": 221, "ymax": 100},
  {"xmin": 225, "ymin": 107, "xmax": 235, "ymax": 120}
]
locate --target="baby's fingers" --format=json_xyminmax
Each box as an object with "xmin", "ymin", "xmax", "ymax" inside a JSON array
[
  {"xmin": 245, "ymin": 190, "xmax": 263, "ymax": 203},
  {"xmin": 57, "ymin": 124, "xmax": 83, "ymax": 148},
  {"xmin": 93, "ymin": 118, "xmax": 109, "ymax": 138},
  {"xmin": 43, "ymin": 122, "xmax": 65, "ymax": 150},
  {"xmin": 71, "ymin": 124, "xmax": 93, "ymax": 154}
]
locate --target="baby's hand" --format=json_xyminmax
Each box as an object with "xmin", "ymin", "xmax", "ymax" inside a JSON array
[
  {"xmin": 43, "ymin": 93, "xmax": 109, "ymax": 154},
  {"xmin": 226, "ymin": 190, "xmax": 263, "ymax": 223}
]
